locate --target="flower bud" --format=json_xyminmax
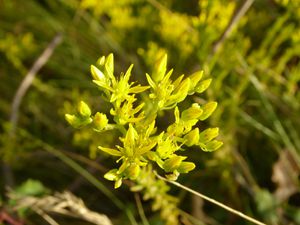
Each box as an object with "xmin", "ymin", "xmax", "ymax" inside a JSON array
[
  {"xmin": 104, "ymin": 169, "xmax": 118, "ymax": 181},
  {"xmin": 78, "ymin": 101, "xmax": 91, "ymax": 118},
  {"xmin": 126, "ymin": 164, "xmax": 140, "ymax": 180},
  {"xmin": 105, "ymin": 53, "xmax": 114, "ymax": 75},
  {"xmin": 181, "ymin": 103, "xmax": 203, "ymax": 121},
  {"xmin": 65, "ymin": 114, "xmax": 77, "ymax": 126},
  {"xmin": 145, "ymin": 151, "xmax": 158, "ymax": 161},
  {"xmin": 199, "ymin": 128, "xmax": 219, "ymax": 143},
  {"xmin": 177, "ymin": 162, "xmax": 196, "ymax": 173},
  {"xmin": 184, "ymin": 128, "xmax": 199, "ymax": 146},
  {"xmin": 153, "ymin": 54, "xmax": 167, "ymax": 82},
  {"xmin": 173, "ymin": 78, "xmax": 190, "ymax": 103},
  {"xmin": 91, "ymin": 65, "xmax": 105, "ymax": 81},
  {"xmin": 198, "ymin": 102, "xmax": 217, "ymax": 121},
  {"xmin": 195, "ymin": 78, "xmax": 212, "ymax": 94},
  {"xmin": 93, "ymin": 112, "xmax": 108, "ymax": 130},
  {"xmin": 125, "ymin": 124, "xmax": 138, "ymax": 150},
  {"xmin": 96, "ymin": 56, "xmax": 106, "ymax": 66},
  {"xmin": 188, "ymin": 71, "xmax": 203, "ymax": 93},
  {"xmin": 65, "ymin": 114, "xmax": 92, "ymax": 128},
  {"xmin": 165, "ymin": 170, "xmax": 180, "ymax": 181},
  {"xmin": 114, "ymin": 178, "xmax": 122, "ymax": 189},
  {"xmin": 205, "ymin": 140, "xmax": 223, "ymax": 151},
  {"xmin": 163, "ymin": 156, "xmax": 186, "ymax": 172}
]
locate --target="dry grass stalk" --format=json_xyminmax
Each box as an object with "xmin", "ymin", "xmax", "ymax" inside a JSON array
[{"xmin": 10, "ymin": 191, "xmax": 113, "ymax": 225}]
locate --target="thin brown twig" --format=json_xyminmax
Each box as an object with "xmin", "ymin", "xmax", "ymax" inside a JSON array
[
  {"xmin": 2, "ymin": 33, "xmax": 63, "ymax": 189},
  {"xmin": 62, "ymin": 151, "xmax": 107, "ymax": 172},
  {"xmin": 232, "ymin": 148, "xmax": 259, "ymax": 191},
  {"xmin": 10, "ymin": 33, "xmax": 62, "ymax": 135},
  {"xmin": 155, "ymin": 172, "xmax": 266, "ymax": 225},
  {"xmin": 12, "ymin": 191, "xmax": 113, "ymax": 225},
  {"xmin": 211, "ymin": 0, "xmax": 255, "ymax": 55}
]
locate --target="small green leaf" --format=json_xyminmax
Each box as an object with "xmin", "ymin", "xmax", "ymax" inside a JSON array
[
  {"xmin": 146, "ymin": 73, "xmax": 156, "ymax": 89},
  {"xmin": 199, "ymin": 102, "xmax": 217, "ymax": 121},
  {"xmin": 138, "ymin": 141, "xmax": 157, "ymax": 155},
  {"xmin": 172, "ymin": 74, "xmax": 184, "ymax": 89},
  {"xmin": 153, "ymin": 54, "xmax": 167, "ymax": 82},
  {"xmin": 145, "ymin": 120, "xmax": 156, "ymax": 137},
  {"xmin": 132, "ymin": 102, "xmax": 145, "ymax": 115},
  {"xmin": 92, "ymin": 80, "xmax": 113, "ymax": 91},
  {"xmin": 105, "ymin": 53, "xmax": 114, "ymax": 78},
  {"xmin": 145, "ymin": 151, "xmax": 159, "ymax": 161},
  {"xmin": 98, "ymin": 146, "xmax": 122, "ymax": 156},
  {"xmin": 118, "ymin": 160, "xmax": 130, "ymax": 174},
  {"xmin": 14, "ymin": 179, "xmax": 49, "ymax": 197},
  {"xmin": 161, "ymin": 69, "xmax": 173, "ymax": 84},
  {"xmin": 129, "ymin": 85, "xmax": 150, "ymax": 93},
  {"xmin": 174, "ymin": 107, "xmax": 180, "ymax": 123},
  {"xmin": 110, "ymin": 93, "xmax": 118, "ymax": 103},
  {"xmin": 124, "ymin": 64, "xmax": 133, "ymax": 82},
  {"xmin": 124, "ymin": 124, "xmax": 138, "ymax": 151},
  {"xmin": 114, "ymin": 178, "xmax": 122, "ymax": 189}
]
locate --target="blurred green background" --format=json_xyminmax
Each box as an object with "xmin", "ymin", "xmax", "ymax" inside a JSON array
[{"xmin": 1, "ymin": 0, "xmax": 300, "ymax": 224}]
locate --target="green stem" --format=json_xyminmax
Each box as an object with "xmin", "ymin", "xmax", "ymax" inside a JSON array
[
  {"xmin": 155, "ymin": 172, "xmax": 266, "ymax": 225},
  {"xmin": 134, "ymin": 193, "xmax": 150, "ymax": 225}
]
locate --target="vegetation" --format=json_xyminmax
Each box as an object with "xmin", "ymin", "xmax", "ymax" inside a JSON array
[{"xmin": 1, "ymin": 0, "xmax": 300, "ymax": 225}]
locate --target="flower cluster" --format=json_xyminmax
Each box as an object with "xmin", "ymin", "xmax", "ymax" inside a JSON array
[{"xmin": 65, "ymin": 53, "xmax": 222, "ymax": 189}]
